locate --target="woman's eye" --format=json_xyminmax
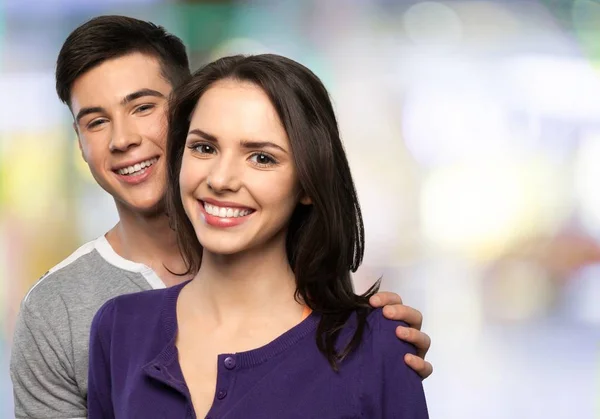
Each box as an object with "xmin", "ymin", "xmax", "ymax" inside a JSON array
[
  {"xmin": 194, "ymin": 144, "xmax": 216, "ymax": 154},
  {"xmin": 250, "ymin": 153, "xmax": 277, "ymax": 166}
]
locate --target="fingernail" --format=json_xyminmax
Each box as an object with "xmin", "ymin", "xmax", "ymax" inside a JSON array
[{"xmin": 371, "ymin": 296, "xmax": 381, "ymax": 306}]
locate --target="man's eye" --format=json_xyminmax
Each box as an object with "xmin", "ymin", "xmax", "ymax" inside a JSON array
[
  {"xmin": 135, "ymin": 104, "xmax": 155, "ymax": 113},
  {"xmin": 88, "ymin": 119, "xmax": 107, "ymax": 129}
]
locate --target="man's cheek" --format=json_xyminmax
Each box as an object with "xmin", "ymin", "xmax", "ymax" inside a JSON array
[{"xmin": 149, "ymin": 125, "xmax": 168, "ymax": 147}]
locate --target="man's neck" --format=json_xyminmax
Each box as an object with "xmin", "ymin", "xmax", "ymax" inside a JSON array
[{"xmin": 106, "ymin": 203, "xmax": 190, "ymax": 286}]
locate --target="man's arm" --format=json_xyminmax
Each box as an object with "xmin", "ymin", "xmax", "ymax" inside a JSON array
[
  {"xmin": 10, "ymin": 300, "xmax": 86, "ymax": 419},
  {"xmin": 369, "ymin": 292, "xmax": 433, "ymax": 379}
]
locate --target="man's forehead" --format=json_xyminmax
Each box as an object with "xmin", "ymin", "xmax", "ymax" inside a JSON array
[{"xmin": 69, "ymin": 53, "xmax": 172, "ymax": 110}]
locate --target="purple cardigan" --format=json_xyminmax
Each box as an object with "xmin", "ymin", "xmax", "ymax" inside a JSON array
[{"xmin": 87, "ymin": 282, "xmax": 428, "ymax": 418}]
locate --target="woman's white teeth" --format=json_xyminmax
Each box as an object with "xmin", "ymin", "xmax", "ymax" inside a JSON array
[
  {"xmin": 204, "ymin": 203, "xmax": 251, "ymax": 218},
  {"xmin": 118, "ymin": 157, "xmax": 158, "ymax": 175}
]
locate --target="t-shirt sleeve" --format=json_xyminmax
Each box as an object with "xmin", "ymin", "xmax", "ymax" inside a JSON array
[
  {"xmin": 87, "ymin": 300, "xmax": 116, "ymax": 419},
  {"xmin": 361, "ymin": 310, "xmax": 429, "ymax": 418},
  {"xmin": 10, "ymin": 297, "xmax": 87, "ymax": 419}
]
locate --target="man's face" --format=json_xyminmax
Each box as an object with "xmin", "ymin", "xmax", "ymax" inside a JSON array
[{"xmin": 70, "ymin": 52, "xmax": 172, "ymax": 215}]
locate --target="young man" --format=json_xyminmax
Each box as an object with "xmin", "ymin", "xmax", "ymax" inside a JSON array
[{"xmin": 10, "ymin": 16, "xmax": 433, "ymax": 418}]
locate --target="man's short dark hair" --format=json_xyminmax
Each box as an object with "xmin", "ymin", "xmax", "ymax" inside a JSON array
[{"xmin": 56, "ymin": 15, "xmax": 190, "ymax": 106}]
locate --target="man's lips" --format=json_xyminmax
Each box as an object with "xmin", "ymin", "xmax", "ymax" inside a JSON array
[
  {"xmin": 113, "ymin": 157, "xmax": 159, "ymax": 175},
  {"xmin": 113, "ymin": 157, "xmax": 159, "ymax": 185}
]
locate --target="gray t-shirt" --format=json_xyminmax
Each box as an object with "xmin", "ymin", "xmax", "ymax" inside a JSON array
[{"xmin": 10, "ymin": 236, "xmax": 166, "ymax": 418}]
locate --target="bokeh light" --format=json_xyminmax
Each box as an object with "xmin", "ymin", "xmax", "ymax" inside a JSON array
[
  {"xmin": 403, "ymin": 1, "xmax": 463, "ymax": 47},
  {"xmin": 420, "ymin": 157, "xmax": 565, "ymax": 259},
  {"xmin": 574, "ymin": 132, "xmax": 600, "ymax": 236}
]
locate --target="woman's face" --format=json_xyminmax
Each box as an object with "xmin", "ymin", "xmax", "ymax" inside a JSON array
[{"xmin": 179, "ymin": 79, "xmax": 309, "ymax": 256}]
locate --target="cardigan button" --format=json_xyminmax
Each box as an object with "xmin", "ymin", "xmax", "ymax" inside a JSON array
[
  {"xmin": 217, "ymin": 389, "xmax": 227, "ymax": 400},
  {"xmin": 224, "ymin": 356, "xmax": 236, "ymax": 370}
]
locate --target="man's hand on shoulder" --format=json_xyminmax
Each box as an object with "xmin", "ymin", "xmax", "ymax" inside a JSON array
[{"xmin": 369, "ymin": 291, "xmax": 433, "ymax": 379}]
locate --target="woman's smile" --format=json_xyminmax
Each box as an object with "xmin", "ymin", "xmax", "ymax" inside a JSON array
[{"xmin": 198, "ymin": 199, "xmax": 256, "ymax": 228}]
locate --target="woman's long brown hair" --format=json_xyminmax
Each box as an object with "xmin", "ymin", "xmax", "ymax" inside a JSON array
[{"xmin": 166, "ymin": 54, "xmax": 380, "ymax": 371}]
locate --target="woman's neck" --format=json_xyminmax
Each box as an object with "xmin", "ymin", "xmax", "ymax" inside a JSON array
[{"xmin": 188, "ymin": 237, "xmax": 302, "ymax": 325}]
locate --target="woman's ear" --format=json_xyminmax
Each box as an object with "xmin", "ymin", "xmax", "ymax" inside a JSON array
[{"xmin": 299, "ymin": 195, "xmax": 312, "ymax": 205}]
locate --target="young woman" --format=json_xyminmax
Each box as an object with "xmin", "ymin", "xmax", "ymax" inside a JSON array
[{"xmin": 87, "ymin": 54, "xmax": 429, "ymax": 418}]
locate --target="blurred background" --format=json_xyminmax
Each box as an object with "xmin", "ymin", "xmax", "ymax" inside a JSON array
[{"xmin": 0, "ymin": 0, "xmax": 598, "ymax": 417}]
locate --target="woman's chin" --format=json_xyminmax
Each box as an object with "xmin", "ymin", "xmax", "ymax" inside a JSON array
[{"xmin": 198, "ymin": 240, "xmax": 249, "ymax": 257}]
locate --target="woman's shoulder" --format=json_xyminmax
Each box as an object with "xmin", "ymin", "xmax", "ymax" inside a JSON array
[
  {"xmin": 96, "ymin": 286, "xmax": 169, "ymax": 317},
  {"xmin": 363, "ymin": 307, "xmax": 417, "ymax": 357},
  {"xmin": 338, "ymin": 307, "xmax": 415, "ymax": 357},
  {"xmin": 91, "ymin": 281, "xmax": 186, "ymax": 334},
  {"xmin": 366, "ymin": 307, "xmax": 409, "ymax": 334},
  {"xmin": 358, "ymin": 312, "xmax": 428, "ymax": 417}
]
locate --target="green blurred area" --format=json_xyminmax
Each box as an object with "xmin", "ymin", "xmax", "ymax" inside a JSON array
[
  {"xmin": 571, "ymin": 0, "xmax": 600, "ymax": 67},
  {"xmin": 542, "ymin": 0, "xmax": 600, "ymax": 66}
]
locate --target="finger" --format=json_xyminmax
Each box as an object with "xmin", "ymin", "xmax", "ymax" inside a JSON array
[
  {"xmin": 404, "ymin": 353, "xmax": 434, "ymax": 380},
  {"xmin": 369, "ymin": 291, "xmax": 403, "ymax": 307},
  {"xmin": 396, "ymin": 327, "xmax": 431, "ymax": 357},
  {"xmin": 382, "ymin": 305, "xmax": 423, "ymax": 330}
]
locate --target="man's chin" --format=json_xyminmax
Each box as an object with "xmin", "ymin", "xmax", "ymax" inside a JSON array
[
  {"xmin": 116, "ymin": 196, "xmax": 168, "ymax": 219},
  {"xmin": 138, "ymin": 203, "xmax": 167, "ymax": 218}
]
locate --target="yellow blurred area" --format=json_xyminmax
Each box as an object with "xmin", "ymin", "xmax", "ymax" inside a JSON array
[
  {"xmin": 421, "ymin": 156, "xmax": 567, "ymax": 260},
  {"xmin": 2, "ymin": 129, "xmax": 67, "ymax": 220},
  {"xmin": 1, "ymin": 129, "xmax": 80, "ymax": 292},
  {"xmin": 72, "ymin": 132, "xmax": 96, "ymax": 183}
]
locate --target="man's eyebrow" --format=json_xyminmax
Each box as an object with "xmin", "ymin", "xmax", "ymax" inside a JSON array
[
  {"xmin": 75, "ymin": 106, "xmax": 105, "ymax": 124},
  {"xmin": 120, "ymin": 88, "xmax": 166, "ymax": 106}
]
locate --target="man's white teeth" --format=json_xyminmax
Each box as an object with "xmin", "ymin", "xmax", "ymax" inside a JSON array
[
  {"xmin": 204, "ymin": 203, "xmax": 251, "ymax": 218},
  {"xmin": 117, "ymin": 158, "xmax": 158, "ymax": 175}
]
